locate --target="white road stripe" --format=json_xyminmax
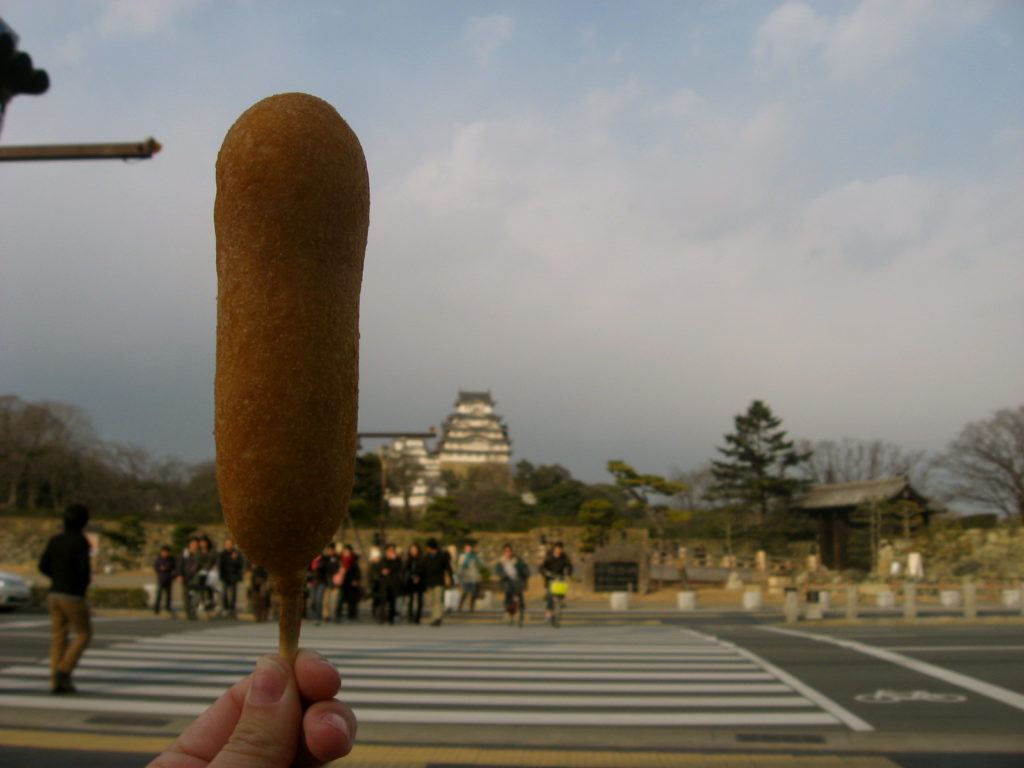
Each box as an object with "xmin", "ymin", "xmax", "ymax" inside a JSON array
[
  {"xmin": 73, "ymin": 658, "xmax": 776, "ymax": 681},
  {"xmin": 134, "ymin": 636, "xmax": 728, "ymax": 653},
  {"xmin": 0, "ymin": 679, "xmax": 812, "ymax": 709},
  {"xmin": 0, "ymin": 666, "xmax": 791, "ymax": 694},
  {"xmin": 883, "ymin": 645, "xmax": 1024, "ymax": 652},
  {"xmin": 115, "ymin": 643, "xmax": 737, "ymax": 660},
  {"xmin": 89, "ymin": 648, "xmax": 755, "ymax": 670},
  {"xmin": 762, "ymin": 625, "xmax": 1024, "ymax": 714},
  {"xmin": 688, "ymin": 629, "xmax": 874, "ymax": 733},
  {"xmin": 0, "ymin": 694, "xmax": 839, "ymax": 726}
]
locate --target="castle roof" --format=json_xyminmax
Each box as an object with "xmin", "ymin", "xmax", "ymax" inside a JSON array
[{"xmin": 456, "ymin": 390, "xmax": 494, "ymax": 406}]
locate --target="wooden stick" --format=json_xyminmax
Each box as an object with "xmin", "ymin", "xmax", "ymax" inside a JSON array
[{"xmin": 274, "ymin": 569, "xmax": 306, "ymax": 663}]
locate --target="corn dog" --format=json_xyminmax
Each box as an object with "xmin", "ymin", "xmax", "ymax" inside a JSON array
[{"xmin": 214, "ymin": 93, "xmax": 368, "ymax": 659}]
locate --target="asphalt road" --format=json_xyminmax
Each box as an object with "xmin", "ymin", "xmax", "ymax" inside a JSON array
[{"xmin": 0, "ymin": 610, "xmax": 1021, "ymax": 767}]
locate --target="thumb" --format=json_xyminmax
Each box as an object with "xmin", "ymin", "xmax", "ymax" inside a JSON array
[{"xmin": 211, "ymin": 655, "xmax": 302, "ymax": 768}]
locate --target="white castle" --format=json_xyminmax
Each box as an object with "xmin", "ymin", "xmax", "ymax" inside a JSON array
[{"xmin": 385, "ymin": 390, "xmax": 512, "ymax": 515}]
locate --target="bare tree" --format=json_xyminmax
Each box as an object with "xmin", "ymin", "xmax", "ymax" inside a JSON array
[
  {"xmin": 939, "ymin": 405, "xmax": 1024, "ymax": 521},
  {"xmin": 797, "ymin": 438, "xmax": 931, "ymax": 487}
]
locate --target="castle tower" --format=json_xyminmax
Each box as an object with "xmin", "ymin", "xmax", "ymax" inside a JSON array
[
  {"xmin": 437, "ymin": 390, "xmax": 512, "ymax": 476},
  {"xmin": 385, "ymin": 436, "xmax": 444, "ymax": 518}
]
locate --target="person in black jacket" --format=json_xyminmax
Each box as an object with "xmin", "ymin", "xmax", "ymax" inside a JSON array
[
  {"xmin": 152, "ymin": 545, "xmax": 177, "ymax": 617},
  {"xmin": 374, "ymin": 543, "xmax": 403, "ymax": 625},
  {"xmin": 403, "ymin": 542, "xmax": 426, "ymax": 624},
  {"xmin": 423, "ymin": 538, "xmax": 453, "ymax": 627},
  {"xmin": 217, "ymin": 538, "xmax": 245, "ymax": 617},
  {"xmin": 335, "ymin": 545, "xmax": 362, "ymax": 622},
  {"xmin": 38, "ymin": 503, "xmax": 92, "ymax": 694},
  {"xmin": 540, "ymin": 541, "xmax": 573, "ymax": 619}
]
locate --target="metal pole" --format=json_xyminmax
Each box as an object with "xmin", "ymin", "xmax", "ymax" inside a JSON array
[{"xmin": 0, "ymin": 138, "xmax": 161, "ymax": 161}]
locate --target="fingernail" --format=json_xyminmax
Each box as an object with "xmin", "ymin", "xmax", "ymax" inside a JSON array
[
  {"xmin": 248, "ymin": 656, "xmax": 287, "ymax": 706},
  {"xmin": 320, "ymin": 710, "xmax": 350, "ymax": 738}
]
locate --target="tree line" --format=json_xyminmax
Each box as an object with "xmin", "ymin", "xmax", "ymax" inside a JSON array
[{"xmin": 2, "ymin": 393, "xmax": 1021, "ymax": 544}]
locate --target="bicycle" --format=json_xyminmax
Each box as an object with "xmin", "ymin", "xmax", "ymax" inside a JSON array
[{"xmin": 548, "ymin": 579, "xmax": 568, "ymax": 628}]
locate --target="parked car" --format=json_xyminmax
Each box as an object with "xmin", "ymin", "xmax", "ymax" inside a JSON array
[{"xmin": 0, "ymin": 571, "xmax": 31, "ymax": 611}]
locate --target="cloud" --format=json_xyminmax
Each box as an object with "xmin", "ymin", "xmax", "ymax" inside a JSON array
[
  {"xmin": 98, "ymin": 0, "xmax": 203, "ymax": 39},
  {"xmin": 753, "ymin": 1, "xmax": 829, "ymax": 73},
  {"xmin": 754, "ymin": 0, "xmax": 994, "ymax": 82},
  {"xmin": 464, "ymin": 13, "xmax": 515, "ymax": 65}
]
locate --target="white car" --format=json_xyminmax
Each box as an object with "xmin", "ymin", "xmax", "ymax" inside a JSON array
[{"xmin": 0, "ymin": 571, "xmax": 32, "ymax": 611}]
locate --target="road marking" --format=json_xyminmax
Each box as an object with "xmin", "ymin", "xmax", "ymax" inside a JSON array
[
  {"xmin": 854, "ymin": 689, "xmax": 966, "ymax": 704},
  {"xmin": 762, "ymin": 626, "xmax": 1024, "ymax": 714},
  {"xmin": 77, "ymin": 658, "xmax": 779, "ymax": 681},
  {"xmin": 0, "ymin": 624, "xmax": 853, "ymax": 729},
  {"xmin": 120, "ymin": 641, "xmax": 739, "ymax": 659},
  {"xmin": 94, "ymin": 647, "xmax": 755, "ymax": 669},
  {"xmin": 883, "ymin": 645, "xmax": 1024, "ymax": 652},
  {"xmin": 0, "ymin": 666, "xmax": 792, "ymax": 694},
  {"xmin": 0, "ymin": 729, "xmax": 903, "ymax": 766},
  {"xmin": 0, "ymin": 692, "xmax": 838, "ymax": 726},
  {"xmin": 0, "ymin": 678, "xmax": 813, "ymax": 708},
  {"xmin": 684, "ymin": 628, "xmax": 874, "ymax": 732}
]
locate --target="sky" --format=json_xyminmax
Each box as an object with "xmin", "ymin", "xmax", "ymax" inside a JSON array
[{"xmin": 1, "ymin": 1, "xmax": 1022, "ymax": 483}]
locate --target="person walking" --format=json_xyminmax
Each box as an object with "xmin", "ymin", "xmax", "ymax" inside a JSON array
[
  {"xmin": 310, "ymin": 545, "xmax": 338, "ymax": 625},
  {"xmin": 374, "ymin": 543, "xmax": 402, "ymax": 625},
  {"xmin": 496, "ymin": 543, "xmax": 530, "ymax": 627},
  {"xmin": 336, "ymin": 544, "xmax": 362, "ymax": 622},
  {"xmin": 250, "ymin": 564, "xmax": 271, "ymax": 623},
  {"xmin": 178, "ymin": 536, "xmax": 201, "ymax": 620},
  {"xmin": 152, "ymin": 545, "xmax": 177, "ymax": 617},
  {"xmin": 196, "ymin": 536, "xmax": 219, "ymax": 615},
  {"xmin": 217, "ymin": 538, "xmax": 245, "ymax": 618},
  {"xmin": 423, "ymin": 538, "xmax": 453, "ymax": 627},
  {"xmin": 403, "ymin": 542, "xmax": 426, "ymax": 624},
  {"xmin": 457, "ymin": 542, "xmax": 482, "ymax": 612},
  {"xmin": 38, "ymin": 503, "xmax": 93, "ymax": 694}
]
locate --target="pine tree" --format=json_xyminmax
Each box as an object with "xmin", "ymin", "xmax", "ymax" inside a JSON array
[{"xmin": 709, "ymin": 400, "xmax": 810, "ymax": 536}]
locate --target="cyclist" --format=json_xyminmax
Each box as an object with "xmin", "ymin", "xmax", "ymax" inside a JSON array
[
  {"xmin": 541, "ymin": 541, "xmax": 573, "ymax": 625},
  {"xmin": 495, "ymin": 543, "xmax": 530, "ymax": 627}
]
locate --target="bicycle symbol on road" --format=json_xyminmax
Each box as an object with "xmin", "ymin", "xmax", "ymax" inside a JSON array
[{"xmin": 855, "ymin": 689, "xmax": 966, "ymax": 704}]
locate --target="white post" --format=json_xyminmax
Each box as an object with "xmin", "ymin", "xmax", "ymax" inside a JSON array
[
  {"xmin": 903, "ymin": 581, "xmax": 917, "ymax": 622},
  {"xmin": 845, "ymin": 584, "xmax": 858, "ymax": 621},
  {"xmin": 784, "ymin": 590, "xmax": 799, "ymax": 624},
  {"xmin": 963, "ymin": 581, "xmax": 977, "ymax": 620}
]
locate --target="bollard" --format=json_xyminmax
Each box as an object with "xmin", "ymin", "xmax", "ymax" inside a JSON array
[
  {"xmin": 903, "ymin": 582, "xmax": 917, "ymax": 621},
  {"xmin": 939, "ymin": 589, "xmax": 961, "ymax": 609},
  {"xmin": 610, "ymin": 591, "xmax": 630, "ymax": 611},
  {"xmin": 963, "ymin": 582, "xmax": 977, "ymax": 619},
  {"xmin": 1000, "ymin": 588, "xmax": 1022, "ymax": 609},
  {"xmin": 677, "ymin": 590, "xmax": 697, "ymax": 611},
  {"xmin": 784, "ymin": 589, "xmax": 799, "ymax": 624},
  {"xmin": 742, "ymin": 589, "xmax": 763, "ymax": 611},
  {"xmin": 845, "ymin": 584, "xmax": 858, "ymax": 621},
  {"xmin": 876, "ymin": 590, "xmax": 896, "ymax": 609}
]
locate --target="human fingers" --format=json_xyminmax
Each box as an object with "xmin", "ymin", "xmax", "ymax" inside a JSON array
[
  {"xmin": 147, "ymin": 675, "xmax": 250, "ymax": 767},
  {"xmin": 294, "ymin": 648, "xmax": 341, "ymax": 702},
  {"xmin": 295, "ymin": 699, "xmax": 358, "ymax": 767},
  {"xmin": 208, "ymin": 655, "xmax": 302, "ymax": 768}
]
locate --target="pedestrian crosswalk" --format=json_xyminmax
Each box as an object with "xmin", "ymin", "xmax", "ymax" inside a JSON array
[{"xmin": 0, "ymin": 623, "xmax": 869, "ymax": 729}]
